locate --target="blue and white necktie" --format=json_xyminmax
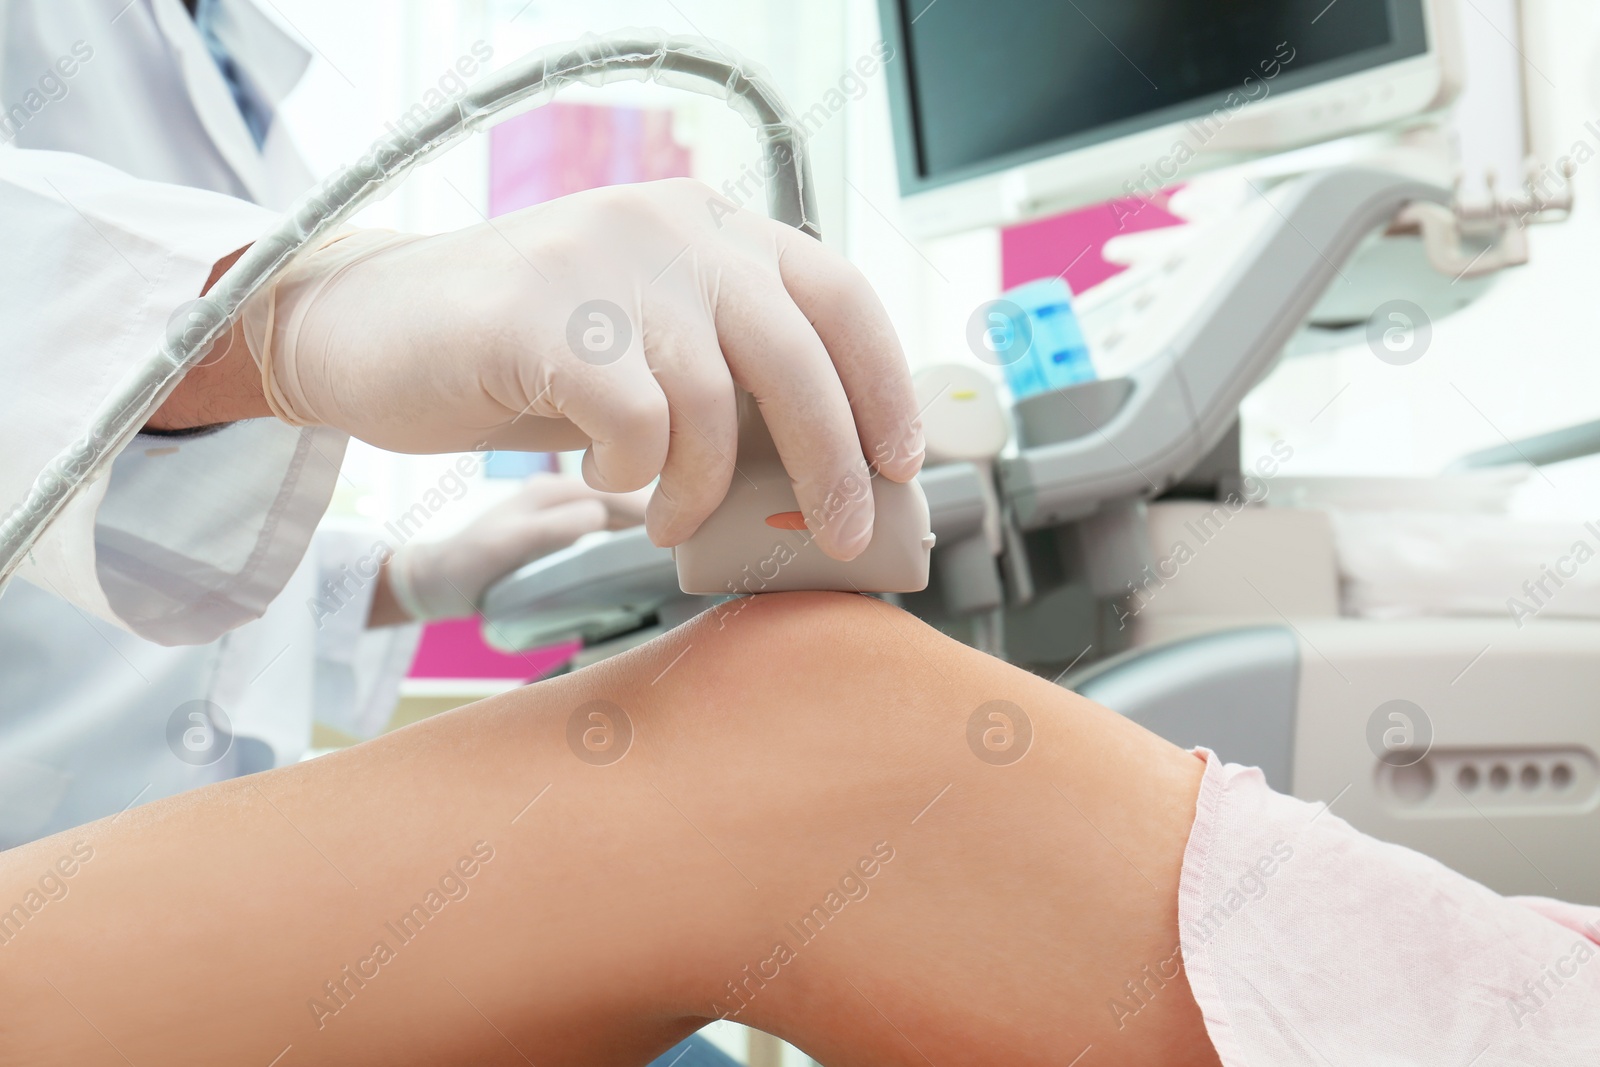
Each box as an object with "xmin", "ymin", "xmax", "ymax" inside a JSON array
[{"xmin": 192, "ymin": 0, "xmax": 273, "ymax": 149}]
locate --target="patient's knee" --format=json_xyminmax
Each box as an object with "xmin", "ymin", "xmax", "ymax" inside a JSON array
[
  {"xmin": 634, "ymin": 591, "xmax": 953, "ymax": 756},
  {"xmin": 678, "ymin": 591, "xmax": 919, "ymax": 692},
  {"xmin": 697, "ymin": 590, "xmax": 887, "ymax": 646},
  {"xmin": 586, "ymin": 591, "xmax": 920, "ymax": 742}
]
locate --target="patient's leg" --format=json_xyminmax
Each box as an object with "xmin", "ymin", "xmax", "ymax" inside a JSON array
[{"xmin": 0, "ymin": 592, "xmax": 1213, "ymax": 1066}]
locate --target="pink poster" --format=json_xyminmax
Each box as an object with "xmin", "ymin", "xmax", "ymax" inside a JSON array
[
  {"xmin": 1001, "ymin": 191, "xmax": 1185, "ymax": 294},
  {"xmin": 488, "ymin": 101, "xmax": 692, "ymax": 217}
]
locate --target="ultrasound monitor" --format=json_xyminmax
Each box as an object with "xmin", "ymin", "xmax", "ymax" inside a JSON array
[{"xmin": 877, "ymin": 0, "xmax": 1463, "ymax": 234}]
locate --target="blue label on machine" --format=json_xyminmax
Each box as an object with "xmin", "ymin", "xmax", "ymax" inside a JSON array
[{"xmin": 999, "ymin": 276, "xmax": 1095, "ymax": 400}]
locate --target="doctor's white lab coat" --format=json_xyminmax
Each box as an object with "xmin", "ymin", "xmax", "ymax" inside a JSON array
[
  {"xmin": 1, "ymin": 0, "xmax": 346, "ymax": 642},
  {"xmin": 0, "ymin": 0, "xmax": 420, "ymax": 845}
]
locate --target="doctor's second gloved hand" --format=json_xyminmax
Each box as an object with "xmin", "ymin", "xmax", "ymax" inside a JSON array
[
  {"xmin": 238, "ymin": 178, "xmax": 926, "ymax": 561},
  {"xmin": 384, "ymin": 473, "xmax": 650, "ymax": 622}
]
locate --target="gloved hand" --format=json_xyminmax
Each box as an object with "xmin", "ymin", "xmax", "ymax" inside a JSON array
[
  {"xmin": 385, "ymin": 473, "xmax": 650, "ymax": 622},
  {"xmin": 240, "ymin": 178, "xmax": 924, "ymax": 561}
]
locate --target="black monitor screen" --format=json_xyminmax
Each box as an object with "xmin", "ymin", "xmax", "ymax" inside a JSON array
[{"xmin": 886, "ymin": 0, "xmax": 1428, "ymax": 189}]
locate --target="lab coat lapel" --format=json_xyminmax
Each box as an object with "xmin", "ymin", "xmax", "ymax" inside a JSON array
[
  {"xmin": 146, "ymin": 0, "xmax": 310, "ymax": 206},
  {"xmin": 205, "ymin": 0, "xmax": 311, "ymax": 106},
  {"xmin": 205, "ymin": 0, "xmax": 316, "ymax": 207}
]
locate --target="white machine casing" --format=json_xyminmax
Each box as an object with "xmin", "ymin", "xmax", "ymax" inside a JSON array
[{"xmin": 1098, "ymin": 499, "xmax": 1600, "ymax": 904}]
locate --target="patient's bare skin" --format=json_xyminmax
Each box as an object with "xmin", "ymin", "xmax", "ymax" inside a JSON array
[{"xmin": 0, "ymin": 592, "xmax": 1216, "ymax": 1066}]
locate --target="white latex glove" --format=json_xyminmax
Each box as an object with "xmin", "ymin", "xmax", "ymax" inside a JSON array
[
  {"xmin": 240, "ymin": 178, "xmax": 925, "ymax": 561},
  {"xmin": 386, "ymin": 473, "xmax": 650, "ymax": 622}
]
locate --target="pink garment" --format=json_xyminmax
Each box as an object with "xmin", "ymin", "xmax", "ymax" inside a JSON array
[{"xmin": 1180, "ymin": 751, "xmax": 1600, "ymax": 1065}]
